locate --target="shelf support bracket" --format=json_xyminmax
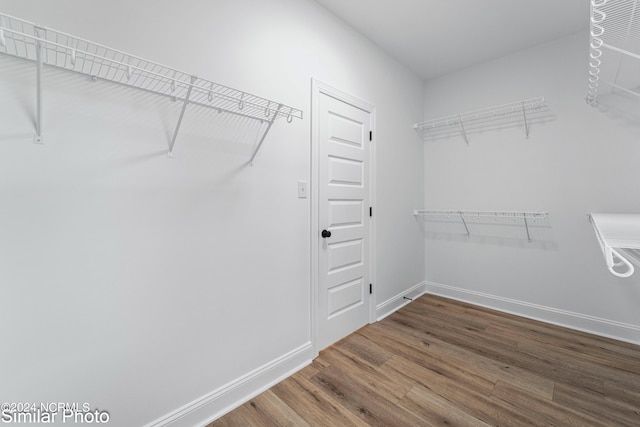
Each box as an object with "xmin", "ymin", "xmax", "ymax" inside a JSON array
[
  {"xmin": 249, "ymin": 103, "xmax": 283, "ymax": 166},
  {"xmin": 523, "ymin": 213, "xmax": 532, "ymax": 242},
  {"xmin": 459, "ymin": 211, "xmax": 470, "ymax": 236},
  {"xmin": 34, "ymin": 26, "xmax": 44, "ymax": 144},
  {"xmin": 168, "ymin": 75, "xmax": 197, "ymax": 157},
  {"xmin": 521, "ymin": 102, "xmax": 530, "ymax": 139},
  {"xmin": 458, "ymin": 115, "xmax": 468, "ymax": 144}
]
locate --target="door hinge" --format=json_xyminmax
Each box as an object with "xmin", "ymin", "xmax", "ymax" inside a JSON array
[
  {"xmin": 369, "ymin": 207, "xmax": 372, "ymax": 217},
  {"xmin": 369, "ymin": 283, "xmax": 373, "ymax": 294},
  {"xmin": 369, "ymin": 131, "xmax": 372, "ymax": 141}
]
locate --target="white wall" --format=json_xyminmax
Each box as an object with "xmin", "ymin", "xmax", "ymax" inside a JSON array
[
  {"xmin": 0, "ymin": 0, "xmax": 424, "ymax": 425},
  {"xmin": 423, "ymin": 32, "xmax": 640, "ymax": 343}
]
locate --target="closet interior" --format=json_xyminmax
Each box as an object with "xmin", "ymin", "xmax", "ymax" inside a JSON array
[{"xmin": 1, "ymin": 1, "xmax": 639, "ymax": 426}]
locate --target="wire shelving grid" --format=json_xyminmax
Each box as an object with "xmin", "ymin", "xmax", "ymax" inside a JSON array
[
  {"xmin": 0, "ymin": 12, "xmax": 303, "ymax": 162},
  {"xmin": 588, "ymin": 213, "xmax": 640, "ymax": 278},
  {"xmin": 413, "ymin": 97, "xmax": 547, "ymax": 143},
  {"xmin": 413, "ymin": 210, "xmax": 549, "ymax": 242},
  {"xmin": 587, "ymin": 0, "xmax": 640, "ymax": 104}
]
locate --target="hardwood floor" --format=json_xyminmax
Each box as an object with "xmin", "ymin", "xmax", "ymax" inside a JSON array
[{"xmin": 209, "ymin": 295, "xmax": 640, "ymax": 426}]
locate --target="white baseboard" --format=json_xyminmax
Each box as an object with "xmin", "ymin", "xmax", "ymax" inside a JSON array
[
  {"xmin": 144, "ymin": 342, "xmax": 313, "ymax": 427},
  {"xmin": 424, "ymin": 281, "xmax": 640, "ymax": 345},
  {"xmin": 376, "ymin": 281, "xmax": 426, "ymax": 321}
]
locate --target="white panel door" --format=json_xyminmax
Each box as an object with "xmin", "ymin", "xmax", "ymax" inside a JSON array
[{"xmin": 317, "ymin": 91, "xmax": 371, "ymax": 351}]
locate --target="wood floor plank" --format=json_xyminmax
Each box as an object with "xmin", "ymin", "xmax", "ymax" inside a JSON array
[
  {"xmin": 270, "ymin": 372, "xmax": 367, "ymax": 427},
  {"xmin": 397, "ymin": 384, "xmax": 493, "ymax": 427},
  {"xmin": 310, "ymin": 364, "xmax": 430, "ymax": 426},
  {"xmin": 382, "ymin": 354, "xmax": 543, "ymax": 426},
  {"xmin": 492, "ymin": 380, "xmax": 605, "ymax": 427},
  {"xmin": 604, "ymin": 380, "xmax": 640, "ymax": 410},
  {"xmin": 388, "ymin": 306, "xmax": 607, "ymax": 394},
  {"xmin": 486, "ymin": 320, "xmax": 640, "ymax": 377},
  {"xmin": 262, "ymin": 391, "xmax": 311, "ymax": 426},
  {"xmin": 553, "ymin": 382, "xmax": 640, "ymax": 427},
  {"xmin": 517, "ymin": 338, "xmax": 638, "ymax": 393},
  {"xmin": 390, "ymin": 322, "xmax": 556, "ymax": 400},
  {"xmin": 404, "ymin": 297, "xmax": 492, "ymax": 331},
  {"xmin": 333, "ymin": 329, "xmax": 393, "ymax": 367},
  {"xmin": 368, "ymin": 305, "xmax": 557, "ymax": 400},
  {"xmin": 242, "ymin": 391, "xmax": 311, "ymax": 427},
  {"xmin": 315, "ymin": 345, "xmax": 412, "ymax": 404},
  {"xmin": 363, "ymin": 322, "xmax": 497, "ymax": 396},
  {"xmin": 209, "ymin": 295, "xmax": 640, "ymax": 426},
  {"xmin": 476, "ymin": 306, "xmax": 640, "ymax": 363},
  {"xmin": 391, "ymin": 306, "xmax": 522, "ymax": 353},
  {"xmin": 227, "ymin": 399, "xmax": 280, "ymax": 426}
]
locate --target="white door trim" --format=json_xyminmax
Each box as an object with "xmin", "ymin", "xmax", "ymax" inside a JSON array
[{"xmin": 310, "ymin": 78, "xmax": 376, "ymax": 358}]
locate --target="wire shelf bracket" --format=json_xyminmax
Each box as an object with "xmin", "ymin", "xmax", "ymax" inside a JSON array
[
  {"xmin": 0, "ymin": 12, "xmax": 303, "ymax": 163},
  {"xmin": 588, "ymin": 213, "xmax": 640, "ymax": 278},
  {"xmin": 34, "ymin": 25, "xmax": 44, "ymax": 144},
  {"xmin": 413, "ymin": 97, "xmax": 547, "ymax": 143},
  {"xmin": 168, "ymin": 75, "xmax": 197, "ymax": 158},
  {"xmin": 413, "ymin": 210, "xmax": 549, "ymax": 242}
]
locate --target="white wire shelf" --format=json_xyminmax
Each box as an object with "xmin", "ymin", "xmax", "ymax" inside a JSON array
[
  {"xmin": 588, "ymin": 213, "xmax": 640, "ymax": 278},
  {"xmin": 587, "ymin": 0, "xmax": 640, "ymax": 105},
  {"xmin": 413, "ymin": 210, "xmax": 549, "ymax": 241},
  {"xmin": 0, "ymin": 12, "xmax": 303, "ymax": 163},
  {"xmin": 413, "ymin": 97, "xmax": 547, "ymax": 143}
]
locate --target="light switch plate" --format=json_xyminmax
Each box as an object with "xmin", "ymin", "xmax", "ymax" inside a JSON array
[{"xmin": 298, "ymin": 180, "xmax": 308, "ymax": 198}]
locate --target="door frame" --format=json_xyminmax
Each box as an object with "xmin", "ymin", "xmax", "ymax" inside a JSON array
[{"xmin": 310, "ymin": 78, "xmax": 377, "ymax": 358}]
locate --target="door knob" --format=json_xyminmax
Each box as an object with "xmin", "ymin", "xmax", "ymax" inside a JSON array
[{"xmin": 321, "ymin": 229, "xmax": 332, "ymax": 238}]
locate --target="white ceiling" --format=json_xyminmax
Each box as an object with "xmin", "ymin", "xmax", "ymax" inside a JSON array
[{"xmin": 314, "ymin": 0, "xmax": 589, "ymax": 80}]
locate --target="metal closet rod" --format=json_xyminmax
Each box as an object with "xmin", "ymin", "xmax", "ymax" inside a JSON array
[{"xmin": 0, "ymin": 12, "xmax": 303, "ymax": 163}]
